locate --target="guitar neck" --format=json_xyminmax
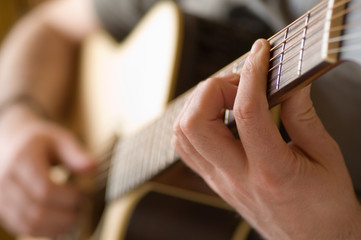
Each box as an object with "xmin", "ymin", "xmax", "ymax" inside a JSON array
[
  {"xmin": 106, "ymin": 0, "xmax": 351, "ymax": 202},
  {"xmin": 213, "ymin": 0, "xmax": 347, "ymax": 107}
]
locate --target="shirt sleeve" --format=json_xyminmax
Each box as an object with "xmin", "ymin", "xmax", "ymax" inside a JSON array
[{"xmin": 92, "ymin": 0, "xmax": 159, "ymax": 41}]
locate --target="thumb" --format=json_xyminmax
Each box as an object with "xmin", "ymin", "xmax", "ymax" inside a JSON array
[
  {"xmin": 50, "ymin": 128, "xmax": 96, "ymax": 173},
  {"xmin": 281, "ymin": 85, "xmax": 340, "ymax": 162}
]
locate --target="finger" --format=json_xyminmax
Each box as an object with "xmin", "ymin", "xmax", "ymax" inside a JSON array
[
  {"xmin": 173, "ymin": 125, "xmax": 237, "ymax": 196},
  {"xmin": 281, "ymin": 85, "xmax": 343, "ymax": 164},
  {"xmin": 25, "ymin": 206, "xmax": 78, "ymax": 237},
  {"xmin": 177, "ymin": 74, "xmax": 247, "ymax": 176},
  {"xmin": 14, "ymin": 152, "xmax": 82, "ymax": 210},
  {"xmin": 0, "ymin": 172, "xmax": 77, "ymax": 237},
  {"xmin": 234, "ymin": 39, "xmax": 290, "ymax": 171},
  {"xmin": 172, "ymin": 129, "xmax": 215, "ymax": 177},
  {"xmin": 50, "ymin": 127, "xmax": 96, "ymax": 173},
  {"xmin": 0, "ymin": 173, "xmax": 33, "ymax": 235}
]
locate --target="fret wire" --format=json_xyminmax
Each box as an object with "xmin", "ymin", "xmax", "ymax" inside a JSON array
[
  {"xmin": 269, "ymin": 0, "xmax": 352, "ymax": 56},
  {"xmin": 267, "ymin": 34, "xmax": 324, "ymax": 92},
  {"xmin": 146, "ymin": 118, "xmax": 164, "ymax": 178},
  {"xmin": 269, "ymin": 22, "xmax": 324, "ymax": 68},
  {"xmin": 162, "ymin": 108, "xmax": 175, "ymax": 166},
  {"xmin": 145, "ymin": 121, "xmax": 160, "ymax": 175},
  {"xmin": 159, "ymin": 116, "xmax": 171, "ymax": 169},
  {"xmin": 269, "ymin": 15, "xmax": 324, "ymax": 63},
  {"xmin": 268, "ymin": 0, "xmax": 328, "ymax": 42},
  {"xmin": 112, "ymin": 90, "xmax": 189, "ymax": 199},
  {"xmin": 107, "ymin": 143, "xmax": 123, "ymax": 199},
  {"xmin": 101, "ymin": 3, "xmax": 355, "ymax": 189},
  {"xmin": 106, "ymin": 0, "xmax": 361, "ymax": 200},
  {"xmin": 136, "ymin": 124, "xmax": 153, "ymax": 186},
  {"xmin": 141, "ymin": 117, "xmax": 165, "ymax": 179},
  {"xmin": 298, "ymin": 12, "xmax": 311, "ymax": 77},
  {"xmin": 121, "ymin": 136, "xmax": 141, "ymax": 195},
  {"xmin": 276, "ymin": 28, "xmax": 289, "ymax": 89},
  {"xmin": 115, "ymin": 140, "xmax": 132, "ymax": 197},
  {"xmin": 273, "ymin": 39, "xmax": 323, "ymax": 88},
  {"xmin": 269, "ymin": 7, "xmax": 327, "ymax": 54},
  {"xmin": 127, "ymin": 130, "xmax": 146, "ymax": 190},
  {"xmin": 269, "ymin": 26, "xmax": 324, "ymax": 72}
]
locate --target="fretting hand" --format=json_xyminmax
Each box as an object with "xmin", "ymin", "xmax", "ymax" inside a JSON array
[{"xmin": 173, "ymin": 39, "xmax": 361, "ymax": 239}]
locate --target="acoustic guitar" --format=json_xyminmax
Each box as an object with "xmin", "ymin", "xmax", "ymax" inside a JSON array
[{"xmin": 12, "ymin": 0, "xmax": 361, "ymax": 239}]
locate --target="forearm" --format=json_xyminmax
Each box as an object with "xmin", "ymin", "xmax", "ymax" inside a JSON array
[
  {"xmin": 0, "ymin": 0, "xmax": 100, "ymax": 120},
  {"xmin": 0, "ymin": 15, "xmax": 76, "ymax": 119}
]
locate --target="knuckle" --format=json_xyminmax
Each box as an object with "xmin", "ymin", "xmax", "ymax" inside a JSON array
[
  {"xmin": 198, "ymin": 77, "xmax": 219, "ymax": 93},
  {"xmin": 233, "ymin": 102, "xmax": 259, "ymax": 123},
  {"xmin": 179, "ymin": 114, "xmax": 198, "ymax": 137},
  {"xmin": 252, "ymin": 169, "xmax": 292, "ymax": 203}
]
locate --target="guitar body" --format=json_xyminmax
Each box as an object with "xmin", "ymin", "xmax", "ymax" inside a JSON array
[{"xmin": 70, "ymin": 2, "xmax": 259, "ymax": 240}]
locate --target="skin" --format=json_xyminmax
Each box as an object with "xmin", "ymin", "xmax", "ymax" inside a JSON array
[
  {"xmin": 0, "ymin": 0, "xmax": 101, "ymax": 237},
  {"xmin": 173, "ymin": 39, "xmax": 361, "ymax": 239},
  {"xmin": 1, "ymin": 0, "xmax": 360, "ymax": 238}
]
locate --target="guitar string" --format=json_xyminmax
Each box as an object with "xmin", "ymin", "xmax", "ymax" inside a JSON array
[
  {"xmin": 228, "ymin": 4, "xmax": 349, "ymax": 76},
  {"xmin": 268, "ymin": 20, "xmax": 361, "ymax": 75},
  {"xmin": 227, "ymin": 24, "xmax": 324, "ymax": 78},
  {"xmin": 267, "ymin": 0, "xmax": 361, "ymax": 74},
  {"xmin": 268, "ymin": 0, "xmax": 352, "ymax": 53},
  {"xmin": 91, "ymin": 31, "xmax": 358, "ymax": 188},
  {"xmin": 269, "ymin": 22, "xmax": 324, "ymax": 68},
  {"xmin": 268, "ymin": 0, "xmax": 327, "ymax": 42},
  {"xmin": 90, "ymin": 0, "xmax": 361, "ymax": 186},
  {"xmin": 328, "ymin": 31, "xmax": 361, "ymax": 44},
  {"xmin": 92, "ymin": 96, "xmax": 188, "ymax": 190},
  {"xmin": 269, "ymin": 0, "xmax": 358, "ymax": 64},
  {"xmin": 268, "ymin": 34, "xmax": 325, "ymax": 88},
  {"xmin": 269, "ymin": 6, "xmax": 327, "ymax": 54},
  {"xmin": 328, "ymin": 43, "xmax": 361, "ymax": 54},
  {"xmin": 93, "ymin": 39, "xmax": 326, "ymax": 188},
  {"xmin": 267, "ymin": 29, "xmax": 361, "ymax": 90},
  {"xmin": 212, "ymin": 0, "xmax": 341, "ymax": 77}
]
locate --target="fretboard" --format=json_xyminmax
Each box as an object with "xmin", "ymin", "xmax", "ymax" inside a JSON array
[{"xmin": 106, "ymin": 0, "xmax": 351, "ymax": 202}]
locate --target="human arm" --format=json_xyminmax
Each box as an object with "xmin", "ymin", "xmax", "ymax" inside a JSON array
[
  {"xmin": 0, "ymin": 0, "xmax": 101, "ymax": 237},
  {"xmin": 0, "ymin": 0, "xmax": 101, "ymax": 118},
  {"xmin": 172, "ymin": 39, "xmax": 361, "ymax": 239}
]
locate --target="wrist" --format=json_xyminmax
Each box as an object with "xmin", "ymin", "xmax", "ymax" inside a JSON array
[
  {"xmin": 0, "ymin": 99, "xmax": 48, "ymax": 137},
  {"xmin": 0, "ymin": 95, "xmax": 49, "ymax": 122}
]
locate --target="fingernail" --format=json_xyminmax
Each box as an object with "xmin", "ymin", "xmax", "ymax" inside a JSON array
[{"xmin": 251, "ymin": 39, "xmax": 264, "ymax": 54}]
